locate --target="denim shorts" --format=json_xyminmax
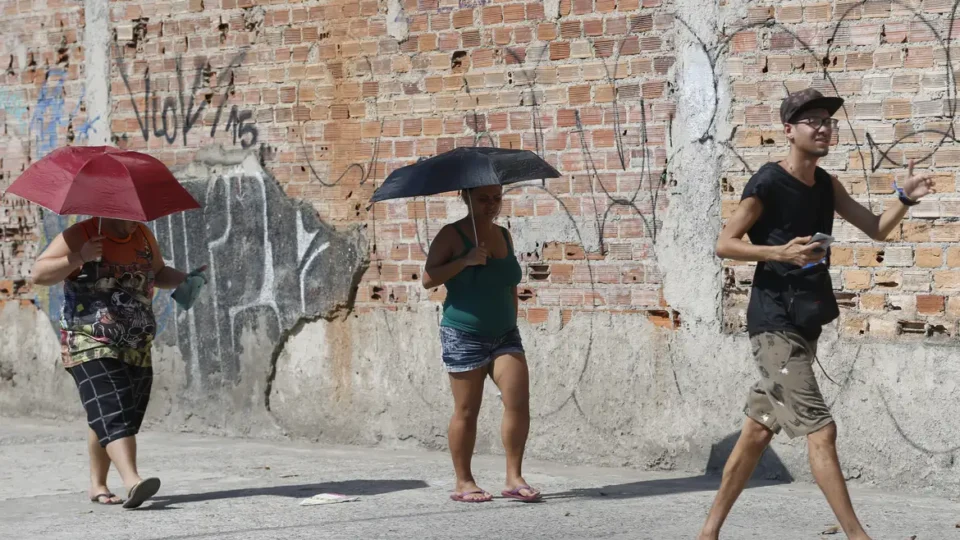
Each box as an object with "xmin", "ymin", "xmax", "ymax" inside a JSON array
[{"xmin": 439, "ymin": 326, "xmax": 525, "ymax": 373}]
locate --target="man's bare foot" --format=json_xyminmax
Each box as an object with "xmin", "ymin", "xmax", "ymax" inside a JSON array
[
  {"xmin": 450, "ymin": 480, "xmax": 492, "ymax": 502},
  {"xmin": 89, "ymin": 485, "xmax": 122, "ymax": 505}
]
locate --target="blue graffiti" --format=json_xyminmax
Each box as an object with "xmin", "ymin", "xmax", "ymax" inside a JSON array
[
  {"xmin": 0, "ymin": 89, "xmax": 30, "ymax": 135},
  {"xmin": 76, "ymin": 115, "xmax": 100, "ymax": 140},
  {"xmin": 30, "ymin": 69, "xmax": 90, "ymax": 158}
]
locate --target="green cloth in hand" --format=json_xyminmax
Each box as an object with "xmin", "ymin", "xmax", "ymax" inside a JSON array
[{"xmin": 171, "ymin": 269, "xmax": 207, "ymax": 310}]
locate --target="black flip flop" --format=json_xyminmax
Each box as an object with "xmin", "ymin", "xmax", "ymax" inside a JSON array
[{"xmin": 123, "ymin": 477, "xmax": 161, "ymax": 509}]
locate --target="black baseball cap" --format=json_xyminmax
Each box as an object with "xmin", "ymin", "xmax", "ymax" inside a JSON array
[{"xmin": 780, "ymin": 88, "xmax": 844, "ymax": 124}]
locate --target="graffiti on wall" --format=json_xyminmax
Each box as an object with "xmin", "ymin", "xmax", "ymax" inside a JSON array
[
  {"xmin": 114, "ymin": 48, "xmax": 259, "ymax": 148},
  {"xmin": 150, "ymin": 154, "xmax": 365, "ymax": 396},
  {"xmin": 29, "ymin": 68, "xmax": 99, "ymax": 158}
]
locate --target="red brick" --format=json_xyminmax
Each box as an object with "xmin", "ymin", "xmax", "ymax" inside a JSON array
[
  {"xmin": 481, "ymin": 6, "xmax": 502, "ymax": 25},
  {"xmin": 917, "ymin": 295, "xmax": 945, "ymax": 315},
  {"xmin": 550, "ymin": 41, "xmax": 571, "ymax": 60},
  {"xmin": 453, "ymin": 9, "xmax": 473, "ymax": 28}
]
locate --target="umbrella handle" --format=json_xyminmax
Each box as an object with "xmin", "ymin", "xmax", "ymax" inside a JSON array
[
  {"xmin": 466, "ymin": 191, "xmax": 481, "ymax": 283},
  {"xmin": 96, "ymin": 217, "xmax": 103, "ymax": 265},
  {"xmin": 466, "ymin": 190, "xmax": 479, "ymax": 246}
]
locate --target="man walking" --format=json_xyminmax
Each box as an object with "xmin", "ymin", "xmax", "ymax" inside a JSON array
[{"xmin": 698, "ymin": 89, "xmax": 934, "ymax": 539}]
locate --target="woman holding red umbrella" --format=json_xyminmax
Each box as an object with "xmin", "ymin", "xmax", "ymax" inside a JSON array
[{"xmin": 5, "ymin": 146, "xmax": 205, "ymax": 509}]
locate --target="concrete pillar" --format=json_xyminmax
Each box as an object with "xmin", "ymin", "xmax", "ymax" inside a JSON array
[
  {"xmin": 83, "ymin": 0, "xmax": 111, "ymax": 146},
  {"xmin": 659, "ymin": 0, "xmax": 728, "ymax": 328}
]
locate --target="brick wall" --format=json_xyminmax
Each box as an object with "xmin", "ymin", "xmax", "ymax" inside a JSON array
[
  {"xmin": 721, "ymin": 1, "xmax": 960, "ymax": 340},
  {"xmin": 2, "ymin": 0, "xmax": 960, "ymax": 341},
  {"xmin": 0, "ymin": 0, "xmax": 88, "ymax": 306},
  {"xmin": 3, "ymin": 0, "xmax": 678, "ymax": 329}
]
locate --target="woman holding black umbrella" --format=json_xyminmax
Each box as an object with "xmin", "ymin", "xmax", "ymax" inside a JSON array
[
  {"xmin": 423, "ymin": 185, "xmax": 541, "ymax": 503},
  {"xmin": 373, "ymin": 147, "xmax": 560, "ymax": 503}
]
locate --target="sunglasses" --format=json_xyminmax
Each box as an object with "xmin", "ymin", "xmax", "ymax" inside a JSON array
[{"xmin": 794, "ymin": 117, "xmax": 840, "ymax": 131}]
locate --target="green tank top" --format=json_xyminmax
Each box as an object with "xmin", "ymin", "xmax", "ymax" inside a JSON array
[{"xmin": 440, "ymin": 224, "xmax": 523, "ymax": 338}]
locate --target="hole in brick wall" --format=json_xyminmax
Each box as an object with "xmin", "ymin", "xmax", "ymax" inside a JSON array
[
  {"xmin": 875, "ymin": 251, "xmax": 885, "ymax": 263},
  {"xmin": 371, "ymin": 286, "xmax": 383, "ymax": 300},
  {"xmin": 877, "ymin": 278, "xmax": 899, "ymax": 287},
  {"xmin": 835, "ymin": 292, "xmax": 856, "ymax": 308},
  {"xmin": 411, "ymin": 273, "xmax": 418, "ymax": 280},
  {"xmin": 821, "ymin": 55, "xmax": 830, "ymax": 67},
  {"xmin": 722, "ymin": 268, "xmax": 736, "ymax": 288},
  {"xmin": 930, "ymin": 324, "xmax": 948, "ymax": 336},
  {"xmin": 451, "ymin": 50, "xmax": 467, "ymax": 71},
  {"xmin": 761, "ymin": 58, "xmax": 768, "ymax": 73},
  {"xmin": 899, "ymin": 320, "xmax": 926, "ymax": 334},
  {"xmin": 763, "ymin": 137, "xmax": 775, "ymax": 145},
  {"xmin": 219, "ymin": 17, "xmax": 229, "ymax": 44},
  {"xmin": 720, "ymin": 178, "xmax": 733, "ymax": 194},
  {"xmin": 518, "ymin": 288, "xmax": 534, "ymax": 301},
  {"xmin": 529, "ymin": 265, "xmax": 550, "ymax": 280}
]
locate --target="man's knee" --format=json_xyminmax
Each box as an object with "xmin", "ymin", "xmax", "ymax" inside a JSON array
[
  {"xmin": 806, "ymin": 421, "xmax": 837, "ymax": 449},
  {"xmin": 743, "ymin": 417, "xmax": 775, "ymax": 448}
]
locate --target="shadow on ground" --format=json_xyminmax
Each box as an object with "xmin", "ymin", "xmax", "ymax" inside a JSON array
[
  {"xmin": 545, "ymin": 431, "xmax": 794, "ymax": 501},
  {"xmin": 146, "ymin": 479, "xmax": 429, "ymax": 509}
]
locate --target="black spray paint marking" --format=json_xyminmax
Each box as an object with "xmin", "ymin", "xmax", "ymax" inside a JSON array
[{"xmin": 114, "ymin": 46, "xmax": 259, "ymax": 148}]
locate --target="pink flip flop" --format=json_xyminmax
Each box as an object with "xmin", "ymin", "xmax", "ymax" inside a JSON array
[
  {"xmin": 450, "ymin": 489, "xmax": 493, "ymax": 503},
  {"xmin": 501, "ymin": 485, "xmax": 542, "ymax": 502}
]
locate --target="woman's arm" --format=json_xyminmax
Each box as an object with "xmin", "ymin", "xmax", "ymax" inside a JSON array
[
  {"xmin": 155, "ymin": 267, "xmax": 188, "ymax": 289},
  {"xmin": 31, "ymin": 225, "xmax": 101, "ymax": 286},
  {"xmin": 144, "ymin": 225, "xmax": 197, "ymax": 290},
  {"xmin": 422, "ymin": 226, "xmax": 486, "ymax": 289}
]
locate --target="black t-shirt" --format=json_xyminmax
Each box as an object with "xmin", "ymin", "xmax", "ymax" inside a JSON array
[{"xmin": 741, "ymin": 162, "xmax": 835, "ymax": 340}]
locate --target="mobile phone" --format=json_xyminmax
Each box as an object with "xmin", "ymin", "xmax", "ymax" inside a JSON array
[{"xmin": 807, "ymin": 232, "xmax": 834, "ymax": 251}]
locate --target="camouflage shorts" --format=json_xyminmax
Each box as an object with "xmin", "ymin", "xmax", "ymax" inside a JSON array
[{"xmin": 744, "ymin": 331, "xmax": 834, "ymax": 439}]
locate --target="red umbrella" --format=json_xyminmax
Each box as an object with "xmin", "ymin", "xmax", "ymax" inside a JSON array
[{"xmin": 2, "ymin": 146, "xmax": 200, "ymax": 221}]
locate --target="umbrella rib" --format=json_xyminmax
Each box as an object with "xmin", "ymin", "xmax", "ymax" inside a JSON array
[
  {"xmin": 122, "ymin": 155, "xmax": 152, "ymax": 221},
  {"xmin": 55, "ymin": 151, "xmax": 110, "ymax": 216}
]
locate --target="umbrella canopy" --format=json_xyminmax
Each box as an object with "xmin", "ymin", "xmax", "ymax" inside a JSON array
[
  {"xmin": 3, "ymin": 146, "xmax": 200, "ymax": 221},
  {"xmin": 369, "ymin": 147, "xmax": 561, "ymax": 203}
]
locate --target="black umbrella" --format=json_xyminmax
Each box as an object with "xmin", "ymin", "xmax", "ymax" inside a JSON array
[{"xmin": 369, "ymin": 147, "xmax": 561, "ymax": 244}]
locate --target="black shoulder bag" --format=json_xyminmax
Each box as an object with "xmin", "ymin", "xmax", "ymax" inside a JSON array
[{"xmin": 772, "ymin": 172, "xmax": 840, "ymax": 331}]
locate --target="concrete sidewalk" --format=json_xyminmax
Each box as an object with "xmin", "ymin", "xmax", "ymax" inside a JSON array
[{"xmin": 0, "ymin": 419, "xmax": 955, "ymax": 539}]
